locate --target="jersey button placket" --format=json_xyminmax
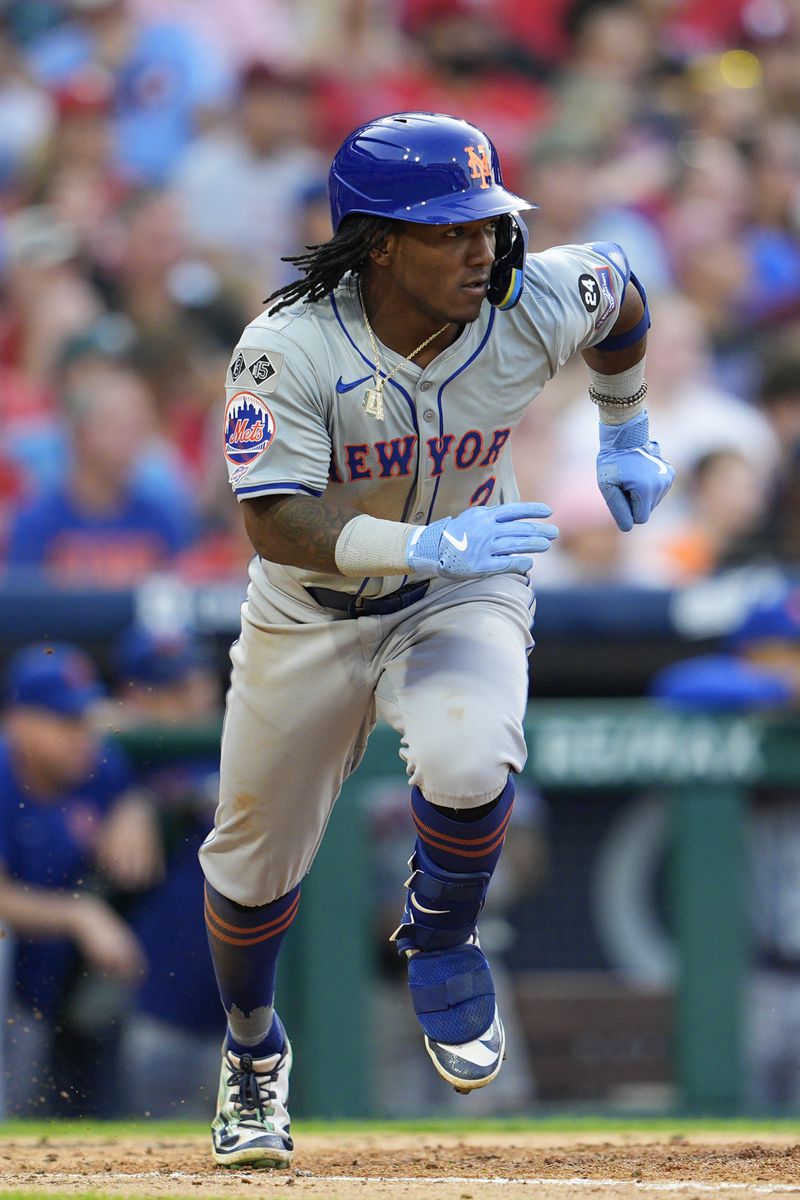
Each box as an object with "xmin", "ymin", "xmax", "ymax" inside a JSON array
[
  {"xmin": 419, "ymin": 379, "xmax": 435, "ymax": 422},
  {"xmin": 416, "ymin": 379, "xmax": 437, "ymax": 521}
]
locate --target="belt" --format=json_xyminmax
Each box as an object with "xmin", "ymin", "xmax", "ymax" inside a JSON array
[{"xmin": 305, "ymin": 580, "xmax": 430, "ymax": 617}]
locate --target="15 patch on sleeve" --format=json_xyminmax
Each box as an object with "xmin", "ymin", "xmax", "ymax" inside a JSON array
[
  {"xmin": 224, "ymin": 392, "xmax": 277, "ymax": 484},
  {"xmin": 227, "ymin": 350, "xmax": 284, "ymax": 393}
]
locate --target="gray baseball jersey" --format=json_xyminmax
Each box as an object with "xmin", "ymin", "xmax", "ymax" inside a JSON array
[{"xmin": 222, "ymin": 242, "xmax": 627, "ymax": 599}]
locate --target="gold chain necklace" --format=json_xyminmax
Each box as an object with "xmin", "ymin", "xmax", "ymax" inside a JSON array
[{"xmin": 357, "ymin": 279, "xmax": 450, "ymax": 420}]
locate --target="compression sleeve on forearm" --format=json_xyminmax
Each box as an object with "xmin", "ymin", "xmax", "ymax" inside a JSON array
[
  {"xmin": 334, "ymin": 513, "xmax": 417, "ymax": 577},
  {"xmin": 588, "ymin": 359, "xmax": 647, "ymax": 425}
]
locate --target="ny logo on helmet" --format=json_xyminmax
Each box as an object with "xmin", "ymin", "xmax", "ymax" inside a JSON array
[{"xmin": 465, "ymin": 144, "xmax": 492, "ymax": 190}]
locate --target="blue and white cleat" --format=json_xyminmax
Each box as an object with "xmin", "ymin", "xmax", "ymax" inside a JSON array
[
  {"xmin": 211, "ymin": 1037, "xmax": 293, "ymax": 1168},
  {"xmin": 425, "ymin": 1005, "xmax": 506, "ymax": 1094},
  {"xmin": 407, "ymin": 939, "xmax": 506, "ymax": 1094}
]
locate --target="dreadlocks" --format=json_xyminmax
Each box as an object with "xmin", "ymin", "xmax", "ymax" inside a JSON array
[{"xmin": 264, "ymin": 214, "xmax": 396, "ymax": 315}]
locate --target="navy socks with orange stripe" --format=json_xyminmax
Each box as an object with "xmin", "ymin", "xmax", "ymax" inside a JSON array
[
  {"xmin": 411, "ymin": 778, "xmax": 515, "ymax": 876},
  {"xmin": 204, "ymin": 882, "xmax": 300, "ymax": 1059}
]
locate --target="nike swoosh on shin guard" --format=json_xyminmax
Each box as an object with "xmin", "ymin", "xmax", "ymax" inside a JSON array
[{"xmin": 411, "ymin": 895, "xmax": 449, "ymax": 916}]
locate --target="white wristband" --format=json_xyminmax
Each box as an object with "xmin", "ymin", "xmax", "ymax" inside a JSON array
[
  {"xmin": 588, "ymin": 360, "xmax": 647, "ymax": 425},
  {"xmin": 334, "ymin": 513, "xmax": 416, "ymax": 577}
]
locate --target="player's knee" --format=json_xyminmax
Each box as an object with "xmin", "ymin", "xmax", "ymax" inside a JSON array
[
  {"xmin": 200, "ymin": 855, "xmax": 304, "ymax": 909},
  {"xmin": 413, "ymin": 742, "xmax": 509, "ymax": 808}
]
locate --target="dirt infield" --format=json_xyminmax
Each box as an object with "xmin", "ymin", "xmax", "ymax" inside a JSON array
[{"xmin": 2, "ymin": 1131, "xmax": 800, "ymax": 1199}]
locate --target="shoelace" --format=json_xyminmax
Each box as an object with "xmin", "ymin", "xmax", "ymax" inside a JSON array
[{"xmin": 227, "ymin": 1053, "xmax": 278, "ymax": 1119}]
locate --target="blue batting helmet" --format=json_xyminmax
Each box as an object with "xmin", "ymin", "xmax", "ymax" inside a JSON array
[{"xmin": 328, "ymin": 112, "xmax": 536, "ymax": 308}]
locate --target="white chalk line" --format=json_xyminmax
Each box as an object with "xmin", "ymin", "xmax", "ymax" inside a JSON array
[
  {"xmin": 25, "ymin": 1173, "xmax": 800, "ymax": 1194},
  {"xmin": 320, "ymin": 1178, "xmax": 799, "ymax": 1193}
]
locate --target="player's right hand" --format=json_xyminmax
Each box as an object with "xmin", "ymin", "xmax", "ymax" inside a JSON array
[{"xmin": 406, "ymin": 502, "xmax": 559, "ymax": 580}]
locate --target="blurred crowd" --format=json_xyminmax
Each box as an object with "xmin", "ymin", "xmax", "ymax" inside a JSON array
[
  {"xmin": 0, "ymin": 0, "xmax": 798, "ymax": 590},
  {"xmin": 3, "ymin": 0, "xmax": 800, "ymax": 1120}
]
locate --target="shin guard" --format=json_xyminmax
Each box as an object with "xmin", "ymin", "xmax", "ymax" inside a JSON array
[
  {"xmin": 394, "ymin": 777, "xmax": 515, "ymax": 1048},
  {"xmin": 391, "ymin": 839, "xmax": 490, "ymax": 954},
  {"xmin": 391, "ymin": 841, "xmax": 495, "ymax": 1043}
]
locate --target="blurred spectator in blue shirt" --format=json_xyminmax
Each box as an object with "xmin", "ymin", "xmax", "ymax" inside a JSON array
[
  {"xmin": 0, "ymin": 642, "xmax": 159, "ymax": 1115},
  {"xmin": 172, "ymin": 61, "xmax": 325, "ymax": 301},
  {"xmin": 26, "ymin": 0, "xmax": 234, "ymax": 185},
  {"xmin": 130, "ymin": 0, "xmax": 303, "ymax": 74},
  {"xmin": 738, "ymin": 117, "xmax": 800, "ymax": 329},
  {"xmin": 651, "ymin": 589, "xmax": 800, "ymax": 714},
  {"xmin": 4, "ymin": 357, "xmax": 195, "ymax": 583}
]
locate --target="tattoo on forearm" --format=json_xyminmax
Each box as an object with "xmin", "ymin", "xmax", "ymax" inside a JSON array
[{"xmin": 263, "ymin": 496, "xmax": 350, "ymax": 571}]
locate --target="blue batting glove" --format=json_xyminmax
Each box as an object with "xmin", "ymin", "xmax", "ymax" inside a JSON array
[
  {"xmin": 407, "ymin": 501, "xmax": 559, "ymax": 580},
  {"xmin": 596, "ymin": 410, "xmax": 675, "ymax": 532}
]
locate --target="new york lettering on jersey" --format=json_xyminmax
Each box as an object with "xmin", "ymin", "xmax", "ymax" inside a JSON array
[{"xmin": 329, "ymin": 428, "xmax": 511, "ymax": 485}]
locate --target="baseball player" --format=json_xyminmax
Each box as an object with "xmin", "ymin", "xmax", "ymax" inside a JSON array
[{"xmin": 200, "ymin": 111, "xmax": 674, "ymax": 1168}]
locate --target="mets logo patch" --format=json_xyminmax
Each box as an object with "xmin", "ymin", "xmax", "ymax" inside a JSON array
[{"xmin": 224, "ymin": 391, "xmax": 276, "ymax": 479}]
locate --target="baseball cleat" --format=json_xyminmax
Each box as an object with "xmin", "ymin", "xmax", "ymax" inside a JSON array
[
  {"xmin": 425, "ymin": 1006, "xmax": 506, "ymax": 1093},
  {"xmin": 211, "ymin": 1041, "xmax": 293, "ymax": 1168},
  {"xmin": 407, "ymin": 939, "xmax": 506, "ymax": 1092}
]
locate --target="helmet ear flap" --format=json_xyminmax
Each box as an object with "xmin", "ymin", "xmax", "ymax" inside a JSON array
[{"xmin": 487, "ymin": 214, "xmax": 528, "ymax": 310}]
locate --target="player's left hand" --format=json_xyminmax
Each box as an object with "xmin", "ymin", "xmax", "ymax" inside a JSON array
[{"xmin": 596, "ymin": 410, "xmax": 675, "ymax": 532}]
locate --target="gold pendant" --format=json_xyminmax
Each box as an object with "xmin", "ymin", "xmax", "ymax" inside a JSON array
[{"xmin": 362, "ymin": 386, "xmax": 384, "ymax": 420}]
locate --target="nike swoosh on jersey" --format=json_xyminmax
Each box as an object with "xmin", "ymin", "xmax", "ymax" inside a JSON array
[
  {"xmin": 442, "ymin": 529, "xmax": 468, "ymax": 552},
  {"xmin": 335, "ymin": 374, "xmax": 372, "ymax": 394}
]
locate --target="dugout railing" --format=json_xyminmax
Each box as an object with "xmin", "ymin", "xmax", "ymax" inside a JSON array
[{"xmin": 117, "ymin": 702, "xmax": 800, "ymax": 1120}]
